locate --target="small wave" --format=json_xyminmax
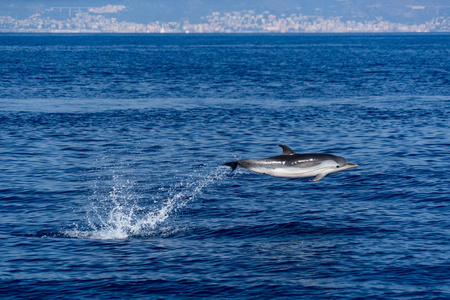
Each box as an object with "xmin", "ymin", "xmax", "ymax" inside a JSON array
[{"xmin": 64, "ymin": 166, "xmax": 229, "ymax": 240}]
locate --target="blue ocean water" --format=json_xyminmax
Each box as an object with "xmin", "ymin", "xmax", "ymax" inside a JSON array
[{"xmin": 0, "ymin": 34, "xmax": 449, "ymax": 299}]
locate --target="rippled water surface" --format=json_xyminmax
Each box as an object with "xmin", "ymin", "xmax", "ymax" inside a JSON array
[{"xmin": 0, "ymin": 34, "xmax": 449, "ymax": 299}]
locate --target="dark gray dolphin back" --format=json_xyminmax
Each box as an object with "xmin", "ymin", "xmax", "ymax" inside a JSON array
[{"xmin": 277, "ymin": 145, "xmax": 349, "ymax": 167}]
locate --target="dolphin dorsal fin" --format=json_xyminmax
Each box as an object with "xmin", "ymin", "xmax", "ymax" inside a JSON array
[{"xmin": 279, "ymin": 144, "xmax": 295, "ymax": 155}]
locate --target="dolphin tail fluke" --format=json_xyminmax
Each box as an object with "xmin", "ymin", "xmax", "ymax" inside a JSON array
[{"xmin": 224, "ymin": 161, "xmax": 239, "ymax": 172}]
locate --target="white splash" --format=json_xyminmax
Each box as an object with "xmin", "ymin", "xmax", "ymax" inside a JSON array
[{"xmin": 66, "ymin": 166, "xmax": 229, "ymax": 240}]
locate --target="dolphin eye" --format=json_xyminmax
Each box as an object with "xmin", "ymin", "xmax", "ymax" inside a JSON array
[{"xmin": 336, "ymin": 165, "xmax": 340, "ymax": 168}]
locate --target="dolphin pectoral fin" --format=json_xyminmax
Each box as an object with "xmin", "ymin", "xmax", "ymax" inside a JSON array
[
  {"xmin": 310, "ymin": 174, "xmax": 327, "ymax": 182},
  {"xmin": 279, "ymin": 144, "xmax": 295, "ymax": 155}
]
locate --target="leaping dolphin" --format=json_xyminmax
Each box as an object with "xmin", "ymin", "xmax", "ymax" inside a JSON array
[{"xmin": 224, "ymin": 144, "xmax": 358, "ymax": 181}]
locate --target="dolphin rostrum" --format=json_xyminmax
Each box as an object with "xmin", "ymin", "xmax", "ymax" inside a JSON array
[{"xmin": 224, "ymin": 144, "xmax": 358, "ymax": 181}]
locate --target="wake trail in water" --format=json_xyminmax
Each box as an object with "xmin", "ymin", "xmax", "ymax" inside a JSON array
[{"xmin": 66, "ymin": 166, "xmax": 230, "ymax": 240}]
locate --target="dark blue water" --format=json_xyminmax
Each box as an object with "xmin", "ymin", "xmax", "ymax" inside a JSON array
[{"xmin": 0, "ymin": 34, "xmax": 449, "ymax": 299}]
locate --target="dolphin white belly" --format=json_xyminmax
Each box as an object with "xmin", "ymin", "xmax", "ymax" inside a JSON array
[{"xmin": 247, "ymin": 160, "xmax": 338, "ymax": 179}]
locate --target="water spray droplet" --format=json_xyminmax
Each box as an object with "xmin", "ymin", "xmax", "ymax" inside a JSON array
[{"xmin": 66, "ymin": 166, "xmax": 229, "ymax": 240}]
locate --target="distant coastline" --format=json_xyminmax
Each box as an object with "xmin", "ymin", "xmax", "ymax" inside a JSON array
[{"xmin": 0, "ymin": 5, "xmax": 448, "ymax": 34}]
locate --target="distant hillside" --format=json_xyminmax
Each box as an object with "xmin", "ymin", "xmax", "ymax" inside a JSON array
[{"xmin": 1, "ymin": 0, "xmax": 449, "ymax": 24}]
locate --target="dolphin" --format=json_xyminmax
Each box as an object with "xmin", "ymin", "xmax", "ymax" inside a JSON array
[{"xmin": 224, "ymin": 144, "xmax": 358, "ymax": 181}]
